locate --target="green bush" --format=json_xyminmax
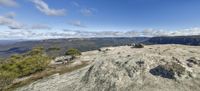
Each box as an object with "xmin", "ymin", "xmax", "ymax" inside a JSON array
[
  {"xmin": 0, "ymin": 47, "xmax": 50, "ymax": 90},
  {"xmin": 25, "ymin": 47, "xmax": 44, "ymax": 56},
  {"xmin": 16, "ymin": 55, "xmax": 49, "ymax": 77},
  {"xmin": 65, "ymin": 48, "xmax": 81, "ymax": 56},
  {"xmin": 0, "ymin": 71, "xmax": 18, "ymax": 90},
  {"xmin": 47, "ymin": 47, "xmax": 60, "ymax": 51}
]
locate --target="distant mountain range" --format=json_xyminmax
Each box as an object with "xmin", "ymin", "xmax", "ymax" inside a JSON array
[
  {"xmin": 144, "ymin": 35, "xmax": 200, "ymax": 45},
  {"xmin": 0, "ymin": 40, "xmax": 25, "ymax": 45},
  {"xmin": 0, "ymin": 37, "xmax": 149, "ymax": 58},
  {"xmin": 1, "ymin": 35, "xmax": 200, "ymax": 58}
]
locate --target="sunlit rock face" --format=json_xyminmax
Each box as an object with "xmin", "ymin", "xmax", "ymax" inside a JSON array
[{"xmin": 16, "ymin": 45, "xmax": 200, "ymax": 91}]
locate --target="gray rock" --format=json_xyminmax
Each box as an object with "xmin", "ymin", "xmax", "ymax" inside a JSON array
[
  {"xmin": 187, "ymin": 57, "xmax": 200, "ymax": 66},
  {"xmin": 16, "ymin": 45, "xmax": 200, "ymax": 91},
  {"xmin": 187, "ymin": 63, "xmax": 193, "ymax": 67}
]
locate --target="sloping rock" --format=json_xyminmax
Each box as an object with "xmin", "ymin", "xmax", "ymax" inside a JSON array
[
  {"xmin": 79, "ymin": 58, "xmax": 146, "ymax": 91},
  {"xmin": 15, "ymin": 45, "xmax": 200, "ymax": 91}
]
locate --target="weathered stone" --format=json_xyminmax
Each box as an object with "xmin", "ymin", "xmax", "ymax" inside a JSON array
[
  {"xmin": 187, "ymin": 57, "xmax": 200, "ymax": 66},
  {"xmin": 187, "ymin": 63, "xmax": 193, "ymax": 67},
  {"xmin": 16, "ymin": 45, "xmax": 200, "ymax": 91},
  {"xmin": 51, "ymin": 56, "xmax": 73, "ymax": 65}
]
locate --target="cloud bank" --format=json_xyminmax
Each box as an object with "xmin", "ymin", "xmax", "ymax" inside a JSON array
[{"xmin": 1, "ymin": 28, "xmax": 200, "ymax": 39}]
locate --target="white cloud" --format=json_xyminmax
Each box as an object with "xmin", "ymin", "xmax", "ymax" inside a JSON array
[
  {"xmin": 0, "ymin": 14, "xmax": 24, "ymax": 29},
  {"xmin": 32, "ymin": 0, "xmax": 66, "ymax": 16},
  {"xmin": 68, "ymin": 20, "xmax": 86, "ymax": 27},
  {"xmin": 135, "ymin": 28, "xmax": 200, "ymax": 37},
  {"xmin": 140, "ymin": 29, "xmax": 168, "ymax": 37},
  {"xmin": 31, "ymin": 24, "xmax": 51, "ymax": 30},
  {"xmin": 170, "ymin": 28, "xmax": 200, "ymax": 36},
  {"xmin": 0, "ymin": 12, "xmax": 52, "ymax": 30},
  {"xmin": 0, "ymin": 0, "xmax": 18, "ymax": 7}
]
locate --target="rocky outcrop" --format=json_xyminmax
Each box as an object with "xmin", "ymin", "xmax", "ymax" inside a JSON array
[
  {"xmin": 78, "ymin": 58, "xmax": 148, "ymax": 91},
  {"xmin": 51, "ymin": 56, "xmax": 73, "ymax": 65},
  {"xmin": 16, "ymin": 45, "xmax": 200, "ymax": 91}
]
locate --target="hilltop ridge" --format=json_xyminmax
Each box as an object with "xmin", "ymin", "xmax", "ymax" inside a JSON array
[
  {"xmin": 16, "ymin": 44, "xmax": 200, "ymax": 91},
  {"xmin": 2, "ymin": 36, "xmax": 200, "ymax": 58}
]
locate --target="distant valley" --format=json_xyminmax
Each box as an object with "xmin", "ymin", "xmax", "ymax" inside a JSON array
[
  {"xmin": 0, "ymin": 40, "xmax": 25, "ymax": 45},
  {"xmin": 1, "ymin": 35, "xmax": 200, "ymax": 58}
]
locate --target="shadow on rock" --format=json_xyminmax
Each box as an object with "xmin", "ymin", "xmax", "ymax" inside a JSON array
[
  {"xmin": 149, "ymin": 62, "xmax": 186, "ymax": 79},
  {"xmin": 150, "ymin": 65, "xmax": 175, "ymax": 79}
]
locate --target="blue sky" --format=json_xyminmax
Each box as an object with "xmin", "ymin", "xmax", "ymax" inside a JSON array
[{"xmin": 1, "ymin": 0, "xmax": 200, "ymax": 39}]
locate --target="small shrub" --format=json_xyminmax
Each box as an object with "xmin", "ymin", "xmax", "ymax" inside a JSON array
[
  {"xmin": 65, "ymin": 48, "xmax": 81, "ymax": 56},
  {"xmin": 17, "ymin": 55, "xmax": 50, "ymax": 77},
  {"xmin": 26, "ymin": 47, "xmax": 44, "ymax": 56}
]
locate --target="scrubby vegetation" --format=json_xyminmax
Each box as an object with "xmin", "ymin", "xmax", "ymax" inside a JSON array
[
  {"xmin": 46, "ymin": 47, "xmax": 60, "ymax": 52},
  {"xmin": 0, "ymin": 57, "xmax": 5, "ymax": 64},
  {"xmin": 46, "ymin": 47, "xmax": 61, "ymax": 58},
  {"xmin": 0, "ymin": 71, "xmax": 17, "ymax": 90},
  {"xmin": 0, "ymin": 47, "xmax": 87, "ymax": 91},
  {"xmin": 0, "ymin": 47, "xmax": 50, "ymax": 90},
  {"xmin": 65, "ymin": 48, "xmax": 81, "ymax": 56},
  {"xmin": 6, "ymin": 61, "xmax": 89, "ymax": 91}
]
